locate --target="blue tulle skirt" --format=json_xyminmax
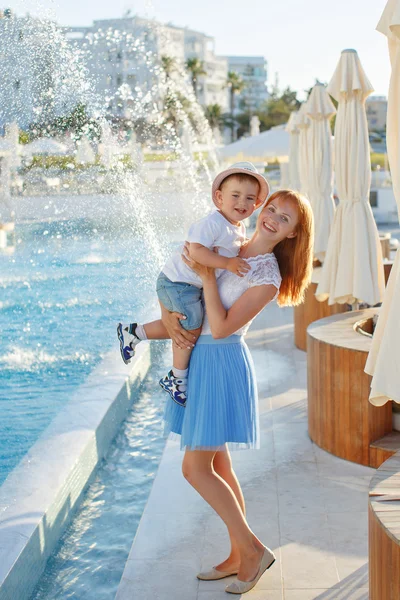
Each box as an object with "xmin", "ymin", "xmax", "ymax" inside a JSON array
[{"xmin": 163, "ymin": 335, "xmax": 260, "ymax": 451}]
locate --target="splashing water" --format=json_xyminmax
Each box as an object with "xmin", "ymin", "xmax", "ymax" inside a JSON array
[{"xmin": 0, "ymin": 8, "xmax": 222, "ymax": 598}]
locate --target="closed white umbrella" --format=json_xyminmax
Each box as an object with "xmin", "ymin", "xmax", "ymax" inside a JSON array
[
  {"xmin": 306, "ymin": 83, "xmax": 336, "ymax": 261},
  {"xmin": 316, "ymin": 49, "xmax": 385, "ymax": 306},
  {"xmin": 286, "ymin": 112, "xmax": 301, "ymax": 191},
  {"xmin": 217, "ymin": 125, "xmax": 289, "ymax": 162},
  {"xmin": 297, "ymin": 102, "xmax": 311, "ymax": 198},
  {"xmin": 24, "ymin": 138, "xmax": 67, "ymax": 155},
  {"xmin": 365, "ymin": 0, "xmax": 400, "ymax": 406}
]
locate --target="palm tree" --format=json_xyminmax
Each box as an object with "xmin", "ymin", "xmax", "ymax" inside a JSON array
[
  {"xmin": 204, "ymin": 104, "xmax": 224, "ymax": 130},
  {"xmin": 226, "ymin": 71, "xmax": 246, "ymax": 142},
  {"xmin": 185, "ymin": 57, "xmax": 207, "ymax": 98},
  {"xmin": 163, "ymin": 92, "xmax": 191, "ymax": 131},
  {"xmin": 161, "ymin": 55, "xmax": 177, "ymax": 79}
]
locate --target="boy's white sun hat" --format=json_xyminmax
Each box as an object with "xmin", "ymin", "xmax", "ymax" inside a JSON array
[{"xmin": 212, "ymin": 161, "xmax": 270, "ymax": 209}]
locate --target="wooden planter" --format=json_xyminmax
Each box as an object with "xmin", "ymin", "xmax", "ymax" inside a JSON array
[
  {"xmin": 307, "ymin": 309, "xmax": 395, "ymax": 467},
  {"xmin": 295, "ymin": 259, "xmax": 395, "ymax": 352},
  {"xmin": 369, "ymin": 452, "xmax": 400, "ymax": 600},
  {"xmin": 294, "ymin": 267, "xmax": 348, "ymax": 351}
]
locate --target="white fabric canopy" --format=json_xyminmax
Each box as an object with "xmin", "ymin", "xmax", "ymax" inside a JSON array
[
  {"xmin": 297, "ymin": 102, "xmax": 311, "ymax": 198},
  {"xmin": 217, "ymin": 125, "xmax": 289, "ymax": 162},
  {"xmin": 4, "ymin": 123, "xmax": 21, "ymax": 169},
  {"xmin": 365, "ymin": 0, "xmax": 400, "ymax": 406},
  {"xmin": 285, "ymin": 112, "xmax": 301, "ymax": 191},
  {"xmin": 0, "ymin": 139, "xmax": 14, "ymax": 154},
  {"xmin": 24, "ymin": 138, "xmax": 67, "ymax": 155},
  {"xmin": 316, "ymin": 49, "xmax": 385, "ymax": 306},
  {"xmin": 306, "ymin": 83, "xmax": 336, "ymax": 261},
  {"xmin": 76, "ymin": 136, "xmax": 95, "ymax": 164}
]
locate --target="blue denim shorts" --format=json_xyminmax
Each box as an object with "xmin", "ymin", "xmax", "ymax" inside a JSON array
[{"xmin": 156, "ymin": 272, "xmax": 203, "ymax": 331}]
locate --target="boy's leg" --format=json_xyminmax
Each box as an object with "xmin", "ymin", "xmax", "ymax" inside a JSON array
[
  {"xmin": 117, "ymin": 319, "xmax": 168, "ymax": 365},
  {"xmin": 159, "ymin": 326, "xmax": 201, "ymax": 406},
  {"xmin": 172, "ymin": 326, "xmax": 202, "ymax": 369}
]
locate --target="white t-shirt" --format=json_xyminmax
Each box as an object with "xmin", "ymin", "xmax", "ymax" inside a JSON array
[{"xmin": 162, "ymin": 210, "xmax": 246, "ymax": 288}]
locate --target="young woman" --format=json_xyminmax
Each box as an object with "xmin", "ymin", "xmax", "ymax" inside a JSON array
[{"xmin": 159, "ymin": 189, "xmax": 313, "ymax": 594}]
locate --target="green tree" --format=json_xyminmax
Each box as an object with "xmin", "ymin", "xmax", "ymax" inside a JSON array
[
  {"xmin": 162, "ymin": 91, "xmax": 192, "ymax": 131},
  {"xmin": 161, "ymin": 55, "xmax": 178, "ymax": 79},
  {"xmin": 29, "ymin": 103, "xmax": 101, "ymax": 140},
  {"xmin": 204, "ymin": 104, "xmax": 224, "ymax": 132},
  {"xmin": 257, "ymin": 86, "xmax": 301, "ymax": 131},
  {"xmin": 226, "ymin": 71, "xmax": 246, "ymax": 142},
  {"xmin": 185, "ymin": 58, "xmax": 207, "ymax": 98}
]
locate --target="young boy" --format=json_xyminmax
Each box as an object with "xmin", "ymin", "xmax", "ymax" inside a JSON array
[{"xmin": 117, "ymin": 161, "xmax": 269, "ymax": 406}]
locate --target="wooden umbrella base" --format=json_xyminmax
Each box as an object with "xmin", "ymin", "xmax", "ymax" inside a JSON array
[
  {"xmin": 294, "ymin": 271, "xmax": 348, "ymax": 351},
  {"xmin": 307, "ymin": 309, "xmax": 398, "ymax": 468}
]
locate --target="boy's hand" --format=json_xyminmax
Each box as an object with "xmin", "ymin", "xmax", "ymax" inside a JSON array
[{"xmin": 226, "ymin": 256, "xmax": 251, "ymax": 277}]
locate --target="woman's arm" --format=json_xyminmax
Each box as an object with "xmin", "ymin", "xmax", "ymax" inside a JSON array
[
  {"xmin": 201, "ymin": 274, "xmax": 277, "ymax": 338},
  {"xmin": 181, "ymin": 248, "xmax": 277, "ymax": 339}
]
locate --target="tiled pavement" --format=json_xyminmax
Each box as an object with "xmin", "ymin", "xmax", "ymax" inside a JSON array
[{"xmin": 115, "ymin": 303, "xmax": 373, "ymax": 599}]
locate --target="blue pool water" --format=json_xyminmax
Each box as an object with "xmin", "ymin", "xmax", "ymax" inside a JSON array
[
  {"xmin": 30, "ymin": 343, "xmax": 170, "ymax": 600},
  {"xmin": 0, "ymin": 218, "xmax": 167, "ymax": 485}
]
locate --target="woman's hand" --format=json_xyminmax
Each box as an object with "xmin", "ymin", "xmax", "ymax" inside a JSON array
[
  {"xmin": 182, "ymin": 242, "xmax": 216, "ymax": 281},
  {"xmin": 160, "ymin": 301, "xmax": 196, "ymax": 349}
]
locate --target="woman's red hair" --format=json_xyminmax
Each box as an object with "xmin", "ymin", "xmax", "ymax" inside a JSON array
[{"xmin": 263, "ymin": 190, "xmax": 314, "ymax": 307}]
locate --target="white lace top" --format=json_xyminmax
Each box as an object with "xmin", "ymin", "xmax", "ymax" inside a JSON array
[{"xmin": 201, "ymin": 252, "xmax": 282, "ymax": 337}]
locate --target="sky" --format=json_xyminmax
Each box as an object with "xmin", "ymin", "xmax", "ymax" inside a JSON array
[{"xmin": 4, "ymin": 0, "xmax": 391, "ymax": 100}]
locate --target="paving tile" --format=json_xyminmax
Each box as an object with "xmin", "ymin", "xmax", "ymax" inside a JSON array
[
  {"xmin": 281, "ymin": 542, "xmax": 340, "ymax": 590},
  {"xmin": 128, "ymin": 511, "xmax": 207, "ymax": 564},
  {"xmin": 279, "ymin": 513, "xmax": 332, "ymax": 551},
  {"xmin": 271, "ymin": 395, "xmax": 308, "ymax": 425},
  {"xmin": 335, "ymin": 559, "xmax": 368, "ymax": 586},
  {"xmin": 277, "ymin": 463, "xmax": 325, "ymax": 515},
  {"xmin": 316, "ymin": 458, "xmax": 374, "ymax": 479},
  {"xmin": 198, "ymin": 590, "xmax": 283, "ymax": 599},
  {"xmin": 284, "ymin": 589, "xmax": 368, "ymax": 600},
  {"xmin": 317, "ymin": 475, "xmax": 371, "ymax": 514},
  {"xmin": 115, "ymin": 559, "xmax": 199, "ymax": 600},
  {"xmin": 327, "ymin": 512, "xmax": 368, "ymax": 552},
  {"xmin": 274, "ymin": 422, "xmax": 316, "ymax": 465}
]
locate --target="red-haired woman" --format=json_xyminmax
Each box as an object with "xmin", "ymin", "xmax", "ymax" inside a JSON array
[{"xmin": 160, "ymin": 189, "xmax": 314, "ymax": 594}]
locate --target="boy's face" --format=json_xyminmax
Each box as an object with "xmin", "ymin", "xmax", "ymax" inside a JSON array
[{"xmin": 214, "ymin": 176, "xmax": 259, "ymax": 225}]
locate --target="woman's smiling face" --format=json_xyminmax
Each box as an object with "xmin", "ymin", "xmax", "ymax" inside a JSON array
[{"xmin": 258, "ymin": 195, "xmax": 299, "ymax": 243}]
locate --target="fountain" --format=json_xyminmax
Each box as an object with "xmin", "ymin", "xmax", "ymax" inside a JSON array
[{"xmin": 0, "ymin": 9, "xmax": 220, "ymax": 600}]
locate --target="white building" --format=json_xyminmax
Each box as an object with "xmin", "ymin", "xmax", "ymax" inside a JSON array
[
  {"xmin": 66, "ymin": 17, "xmax": 229, "ymax": 119},
  {"xmin": 366, "ymin": 96, "xmax": 387, "ymax": 132},
  {"xmin": 224, "ymin": 56, "xmax": 269, "ymax": 114},
  {"xmin": 182, "ymin": 27, "xmax": 228, "ymax": 110}
]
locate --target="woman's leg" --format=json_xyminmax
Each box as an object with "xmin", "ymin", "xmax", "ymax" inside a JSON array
[
  {"xmin": 211, "ymin": 448, "xmax": 245, "ymax": 571},
  {"xmin": 182, "ymin": 449, "xmax": 265, "ymax": 582}
]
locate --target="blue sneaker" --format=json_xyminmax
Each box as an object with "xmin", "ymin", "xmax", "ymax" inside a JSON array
[
  {"xmin": 117, "ymin": 322, "xmax": 141, "ymax": 365},
  {"xmin": 159, "ymin": 370, "xmax": 187, "ymax": 407}
]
